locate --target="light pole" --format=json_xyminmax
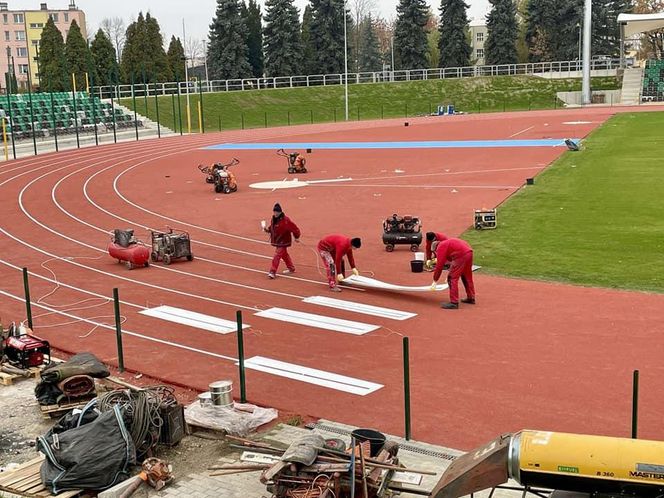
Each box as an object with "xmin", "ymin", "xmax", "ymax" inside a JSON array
[
  {"xmin": 391, "ymin": 36, "xmax": 395, "ymax": 82},
  {"xmin": 343, "ymin": 0, "xmax": 349, "ymax": 121},
  {"xmin": 581, "ymin": 0, "xmax": 592, "ymax": 104},
  {"xmin": 182, "ymin": 19, "xmax": 191, "ymax": 133},
  {"xmin": 204, "ymin": 42, "xmax": 210, "ymax": 92},
  {"xmin": 577, "ymin": 23, "xmax": 582, "ymax": 68}
]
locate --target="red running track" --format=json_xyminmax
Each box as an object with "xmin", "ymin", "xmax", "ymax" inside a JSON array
[{"xmin": 1, "ymin": 107, "xmax": 663, "ymax": 450}]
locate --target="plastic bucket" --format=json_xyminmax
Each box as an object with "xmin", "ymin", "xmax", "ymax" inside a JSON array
[
  {"xmin": 410, "ymin": 260, "xmax": 424, "ymax": 273},
  {"xmin": 209, "ymin": 380, "xmax": 233, "ymax": 407},
  {"xmin": 351, "ymin": 428, "xmax": 386, "ymax": 457},
  {"xmin": 414, "ymin": 252, "xmax": 425, "ymax": 261}
]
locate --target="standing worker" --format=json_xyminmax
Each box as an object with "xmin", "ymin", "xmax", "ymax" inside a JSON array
[
  {"xmin": 317, "ymin": 235, "xmax": 362, "ymax": 292},
  {"xmin": 425, "ymin": 231, "xmax": 448, "ymax": 269},
  {"xmin": 264, "ymin": 203, "xmax": 301, "ymax": 279},
  {"xmin": 430, "ymin": 238, "xmax": 476, "ymax": 309}
]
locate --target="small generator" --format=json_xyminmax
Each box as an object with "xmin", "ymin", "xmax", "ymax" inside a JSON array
[
  {"xmin": 474, "ymin": 209, "xmax": 497, "ymax": 230},
  {"xmin": 382, "ymin": 214, "xmax": 422, "ymax": 252},
  {"xmin": 1, "ymin": 324, "xmax": 50, "ymax": 369},
  {"xmin": 151, "ymin": 228, "xmax": 193, "ymax": 265}
]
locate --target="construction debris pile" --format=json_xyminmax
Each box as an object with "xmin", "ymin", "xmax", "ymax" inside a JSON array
[{"xmin": 217, "ymin": 432, "xmax": 433, "ymax": 497}]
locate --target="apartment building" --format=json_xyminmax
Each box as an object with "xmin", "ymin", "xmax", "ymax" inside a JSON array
[
  {"xmin": 469, "ymin": 20, "xmax": 487, "ymax": 66},
  {"xmin": 0, "ymin": 1, "xmax": 86, "ymax": 90}
]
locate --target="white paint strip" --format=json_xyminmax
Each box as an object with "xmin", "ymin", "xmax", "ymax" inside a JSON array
[
  {"xmin": 140, "ymin": 305, "xmax": 248, "ymax": 335},
  {"xmin": 341, "ymin": 265, "xmax": 482, "ymax": 292},
  {"xmin": 241, "ymin": 452, "xmax": 281, "ymax": 465},
  {"xmin": 303, "ymin": 296, "xmax": 416, "ymax": 321},
  {"xmin": 242, "ymin": 356, "xmax": 383, "ymax": 395},
  {"xmin": 254, "ymin": 307, "xmax": 379, "ymax": 335},
  {"xmin": 509, "ymin": 125, "xmax": 535, "ymax": 138}
]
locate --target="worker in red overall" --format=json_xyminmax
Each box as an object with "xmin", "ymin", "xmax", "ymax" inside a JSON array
[
  {"xmin": 425, "ymin": 231, "xmax": 448, "ymax": 267},
  {"xmin": 316, "ymin": 235, "xmax": 362, "ymax": 292},
  {"xmin": 264, "ymin": 203, "xmax": 301, "ymax": 279},
  {"xmin": 430, "ymin": 238, "xmax": 475, "ymax": 309}
]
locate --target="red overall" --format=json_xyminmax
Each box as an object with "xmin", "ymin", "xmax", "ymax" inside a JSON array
[
  {"xmin": 317, "ymin": 235, "xmax": 356, "ymax": 288},
  {"xmin": 267, "ymin": 214, "xmax": 301, "ymax": 274},
  {"xmin": 433, "ymin": 238, "xmax": 475, "ymax": 304},
  {"xmin": 425, "ymin": 232, "xmax": 449, "ymax": 260}
]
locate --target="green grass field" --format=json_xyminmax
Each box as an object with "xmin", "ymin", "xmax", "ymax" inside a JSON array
[
  {"xmin": 464, "ymin": 111, "xmax": 664, "ymax": 293},
  {"xmin": 122, "ymin": 75, "xmax": 618, "ymax": 133}
]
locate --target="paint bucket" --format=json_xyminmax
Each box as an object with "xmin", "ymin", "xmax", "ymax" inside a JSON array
[
  {"xmin": 351, "ymin": 428, "xmax": 386, "ymax": 457},
  {"xmin": 410, "ymin": 260, "xmax": 424, "ymax": 273},
  {"xmin": 209, "ymin": 380, "xmax": 233, "ymax": 407},
  {"xmin": 198, "ymin": 392, "xmax": 212, "ymax": 407},
  {"xmin": 414, "ymin": 252, "xmax": 425, "ymax": 261}
]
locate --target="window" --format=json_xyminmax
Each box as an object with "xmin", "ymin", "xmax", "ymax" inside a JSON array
[
  {"xmin": 31, "ymin": 39, "xmax": 39, "ymax": 46},
  {"xmin": 15, "ymin": 30, "xmax": 26, "ymax": 40},
  {"xmin": 49, "ymin": 13, "xmax": 59, "ymax": 22},
  {"xmin": 16, "ymin": 47, "xmax": 28, "ymax": 57},
  {"xmin": 4, "ymin": 30, "xmax": 8, "ymax": 41},
  {"xmin": 29, "ymin": 22, "xmax": 44, "ymax": 28},
  {"xmin": 3, "ymin": 14, "xmax": 7, "ymax": 24},
  {"xmin": 18, "ymin": 64, "xmax": 29, "ymax": 74},
  {"xmin": 13, "ymin": 13, "xmax": 24, "ymax": 23},
  {"xmin": 476, "ymin": 32, "xmax": 484, "ymax": 42},
  {"xmin": 476, "ymin": 49, "xmax": 484, "ymax": 59},
  {"xmin": 64, "ymin": 12, "xmax": 68, "ymax": 22}
]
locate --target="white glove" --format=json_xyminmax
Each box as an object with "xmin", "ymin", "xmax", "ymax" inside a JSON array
[
  {"xmin": 294, "ymin": 238, "xmax": 301, "ymax": 244},
  {"xmin": 336, "ymin": 274, "xmax": 345, "ymax": 283},
  {"xmin": 351, "ymin": 268, "xmax": 359, "ymax": 276},
  {"xmin": 430, "ymin": 281, "xmax": 438, "ymax": 291}
]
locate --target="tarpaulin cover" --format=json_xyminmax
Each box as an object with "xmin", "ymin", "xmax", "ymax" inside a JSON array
[
  {"xmin": 36, "ymin": 353, "xmax": 109, "ymax": 405},
  {"xmin": 37, "ymin": 406, "xmax": 136, "ymax": 494}
]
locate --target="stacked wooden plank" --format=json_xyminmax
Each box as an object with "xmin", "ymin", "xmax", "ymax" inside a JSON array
[{"xmin": 0, "ymin": 456, "xmax": 81, "ymax": 497}]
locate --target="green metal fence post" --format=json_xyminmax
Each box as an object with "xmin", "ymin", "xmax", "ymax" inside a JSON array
[
  {"xmin": 26, "ymin": 70, "xmax": 38, "ymax": 155},
  {"xmin": 49, "ymin": 91, "xmax": 59, "ymax": 152},
  {"xmin": 153, "ymin": 81, "xmax": 161, "ymax": 138},
  {"xmin": 236, "ymin": 311, "xmax": 247, "ymax": 403},
  {"xmin": 22, "ymin": 267, "xmax": 33, "ymax": 329},
  {"xmin": 403, "ymin": 336, "xmax": 411, "ymax": 441},
  {"xmin": 71, "ymin": 78, "xmax": 81, "ymax": 148},
  {"xmin": 198, "ymin": 81, "xmax": 205, "ymax": 133},
  {"xmin": 176, "ymin": 77, "xmax": 183, "ymax": 136},
  {"xmin": 113, "ymin": 288, "xmax": 125, "ymax": 372},
  {"xmin": 131, "ymin": 73, "xmax": 139, "ymax": 141},
  {"xmin": 632, "ymin": 370, "xmax": 639, "ymax": 438}
]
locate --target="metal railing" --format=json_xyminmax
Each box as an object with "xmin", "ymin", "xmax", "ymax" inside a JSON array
[{"xmin": 98, "ymin": 59, "xmax": 622, "ymax": 100}]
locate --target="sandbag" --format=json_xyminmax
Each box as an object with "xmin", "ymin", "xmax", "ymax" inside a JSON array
[{"xmin": 38, "ymin": 406, "xmax": 136, "ymax": 494}]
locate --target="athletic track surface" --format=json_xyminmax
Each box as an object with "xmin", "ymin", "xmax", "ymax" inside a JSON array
[{"xmin": 1, "ymin": 106, "xmax": 663, "ymax": 451}]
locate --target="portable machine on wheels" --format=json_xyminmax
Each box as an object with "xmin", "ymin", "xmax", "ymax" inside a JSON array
[
  {"xmin": 474, "ymin": 209, "xmax": 497, "ymax": 230},
  {"xmin": 151, "ymin": 228, "xmax": 194, "ymax": 265},
  {"xmin": 1, "ymin": 323, "xmax": 51, "ymax": 369},
  {"xmin": 382, "ymin": 214, "xmax": 422, "ymax": 252},
  {"xmin": 107, "ymin": 229, "xmax": 150, "ymax": 270},
  {"xmin": 277, "ymin": 149, "xmax": 308, "ymax": 174},
  {"xmin": 198, "ymin": 158, "xmax": 239, "ymax": 194}
]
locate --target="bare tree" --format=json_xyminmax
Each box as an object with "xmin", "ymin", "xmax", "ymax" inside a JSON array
[
  {"xmin": 184, "ymin": 37, "xmax": 205, "ymax": 67},
  {"xmin": 100, "ymin": 17, "xmax": 126, "ymax": 62},
  {"xmin": 349, "ymin": 0, "xmax": 377, "ymax": 71}
]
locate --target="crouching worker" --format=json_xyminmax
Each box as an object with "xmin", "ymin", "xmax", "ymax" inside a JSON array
[
  {"xmin": 430, "ymin": 238, "xmax": 476, "ymax": 309},
  {"xmin": 317, "ymin": 235, "xmax": 361, "ymax": 292},
  {"xmin": 424, "ymin": 231, "xmax": 448, "ymax": 270},
  {"xmin": 264, "ymin": 203, "xmax": 301, "ymax": 279}
]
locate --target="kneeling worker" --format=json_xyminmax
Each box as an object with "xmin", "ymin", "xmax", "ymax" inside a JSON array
[
  {"xmin": 317, "ymin": 235, "xmax": 362, "ymax": 292},
  {"xmin": 425, "ymin": 231, "xmax": 448, "ymax": 270},
  {"xmin": 430, "ymin": 238, "xmax": 476, "ymax": 309}
]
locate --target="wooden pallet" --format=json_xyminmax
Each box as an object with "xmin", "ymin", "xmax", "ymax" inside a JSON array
[
  {"xmin": 0, "ymin": 456, "xmax": 81, "ymax": 497},
  {"xmin": 39, "ymin": 395, "xmax": 96, "ymax": 419},
  {"xmin": 0, "ymin": 366, "xmax": 43, "ymax": 386}
]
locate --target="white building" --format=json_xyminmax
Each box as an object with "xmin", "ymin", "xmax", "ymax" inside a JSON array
[{"xmin": 469, "ymin": 19, "xmax": 487, "ymax": 65}]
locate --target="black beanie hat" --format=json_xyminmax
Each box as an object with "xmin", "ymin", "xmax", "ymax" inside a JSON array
[
  {"xmin": 351, "ymin": 237, "xmax": 362, "ymax": 248},
  {"xmin": 273, "ymin": 203, "xmax": 282, "ymax": 213},
  {"xmin": 426, "ymin": 231, "xmax": 436, "ymax": 241}
]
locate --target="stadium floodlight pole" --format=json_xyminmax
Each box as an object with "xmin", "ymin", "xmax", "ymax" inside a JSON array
[
  {"xmin": 183, "ymin": 19, "xmax": 192, "ymax": 134},
  {"xmin": 204, "ymin": 42, "xmax": 210, "ymax": 92},
  {"xmin": 581, "ymin": 0, "xmax": 592, "ymax": 104},
  {"xmin": 391, "ymin": 36, "xmax": 395, "ymax": 82},
  {"xmin": 343, "ymin": 0, "xmax": 349, "ymax": 121}
]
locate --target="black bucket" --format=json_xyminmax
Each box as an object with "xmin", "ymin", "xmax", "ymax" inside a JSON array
[
  {"xmin": 526, "ymin": 178, "xmax": 535, "ymax": 185},
  {"xmin": 351, "ymin": 428, "xmax": 386, "ymax": 457},
  {"xmin": 410, "ymin": 260, "xmax": 424, "ymax": 273}
]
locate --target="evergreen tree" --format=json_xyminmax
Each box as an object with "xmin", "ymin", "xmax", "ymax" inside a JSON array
[
  {"xmin": 525, "ymin": 0, "xmax": 556, "ymax": 61},
  {"xmin": 438, "ymin": 0, "xmax": 472, "ymax": 67},
  {"xmin": 308, "ymin": 0, "xmax": 348, "ymax": 74},
  {"xmin": 550, "ymin": 0, "xmax": 583, "ymax": 61},
  {"xmin": 394, "ymin": 0, "xmax": 429, "ymax": 70},
  {"xmin": 120, "ymin": 13, "xmax": 147, "ymax": 83},
  {"xmin": 38, "ymin": 17, "xmax": 68, "ymax": 91},
  {"xmin": 167, "ymin": 36, "xmax": 186, "ymax": 82},
  {"xmin": 90, "ymin": 29, "xmax": 118, "ymax": 86},
  {"xmin": 242, "ymin": 0, "xmax": 264, "ymax": 77},
  {"xmin": 145, "ymin": 13, "xmax": 171, "ymax": 82},
  {"xmin": 65, "ymin": 20, "xmax": 94, "ymax": 90},
  {"xmin": 207, "ymin": 0, "xmax": 252, "ymax": 80},
  {"xmin": 301, "ymin": 5, "xmax": 316, "ymax": 74},
  {"xmin": 263, "ymin": 0, "xmax": 302, "ymax": 76},
  {"xmin": 357, "ymin": 15, "xmax": 382, "ymax": 71},
  {"xmin": 485, "ymin": 0, "xmax": 519, "ymax": 64}
]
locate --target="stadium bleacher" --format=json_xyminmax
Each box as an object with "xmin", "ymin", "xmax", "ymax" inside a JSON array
[
  {"xmin": 642, "ymin": 60, "xmax": 664, "ymax": 102},
  {"xmin": 0, "ymin": 92, "xmax": 140, "ymax": 140}
]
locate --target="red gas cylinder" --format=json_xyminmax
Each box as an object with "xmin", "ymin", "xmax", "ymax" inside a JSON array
[{"xmin": 107, "ymin": 242, "xmax": 150, "ymax": 270}]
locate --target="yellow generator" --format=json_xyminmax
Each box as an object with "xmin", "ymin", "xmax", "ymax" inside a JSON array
[{"xmin": 431, "ymin": 430, "xmax": 664, "ymax": 498}]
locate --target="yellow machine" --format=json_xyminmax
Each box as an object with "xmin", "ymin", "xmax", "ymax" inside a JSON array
[{"xmin": 431, "ymin": 430, "xmax": 664, "ymax": 498}]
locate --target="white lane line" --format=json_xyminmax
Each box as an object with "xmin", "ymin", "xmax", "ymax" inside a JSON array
[
  {"xmin": 0, "ymin": 289, "xmax": 237, "ymax": 362},
  {"xmin": 254, "ymin": 307, "xmax": 379, "ymax": 335},
  {"xmin": 312, "ymin": 184, "xmax": 520, "ymax": 190},
  {"xmin": 509, "ymin": 125, "xmax": 535, "ymax": 138},
  {"xmin": 303, "ymin": 296, "xmax": 416, "ymax": 320},
  {"xmin": 140, "ymin": 305, "xmax": 248, "ymax": 335},
  {"xmin": 242, "ymin": 356, "xmax": 383, "ymax": 395}
]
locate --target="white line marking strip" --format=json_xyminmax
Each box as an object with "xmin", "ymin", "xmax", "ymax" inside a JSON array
[
  {"xmin": 254, "ymin": 307, "xmax": 379, "ymax": 335},
  {"xmin": 509, "ymin": 125, "xmax": 535, "ymax": 138},
  {"xmin": 140, "ymin": 305, "xmax": 249, "ymax": 335},
  {"xmin": 303, "ymin": 296, "xmax": 416, "ymax": 321},
  {"xmin": 242, "ymin": 356, "xmax": 383, "ymax": 395}
]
